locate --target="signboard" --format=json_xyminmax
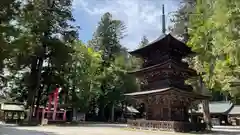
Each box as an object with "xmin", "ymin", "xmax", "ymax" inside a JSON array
[
  {"xmin": 72, "ymin": 113, "xmax": 85, "ymax": 121},
  {"xmin": 76, "ymin": 113, "xmax": 85, "ymax": 121}
]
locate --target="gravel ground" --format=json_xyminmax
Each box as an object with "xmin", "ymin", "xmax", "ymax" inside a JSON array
[{"xmin": 0, "ymin": 124, "xmax": 240, "ymax": 135}]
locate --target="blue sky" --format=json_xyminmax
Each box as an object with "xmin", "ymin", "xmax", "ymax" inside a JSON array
[{"xmin": 72, "ymin": 0, "xmax": 181, "ymax": 51}]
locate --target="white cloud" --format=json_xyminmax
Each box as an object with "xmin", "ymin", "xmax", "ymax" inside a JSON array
[{"xmin": 73, "ymin": 0, "xmax": 179, "ymax": 51}]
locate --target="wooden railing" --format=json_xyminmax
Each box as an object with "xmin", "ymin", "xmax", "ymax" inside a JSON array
[{"xmin": 127, "ymin": 119, "xmax": 206, "ymax": 132}]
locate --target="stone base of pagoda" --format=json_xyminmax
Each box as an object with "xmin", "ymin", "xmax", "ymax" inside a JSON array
[{"xmin": 127, "ymin": 119, "xmax": 206, "ymax": 132}]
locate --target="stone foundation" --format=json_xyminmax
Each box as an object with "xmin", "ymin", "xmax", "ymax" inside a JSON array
[{"xmin": 127, "ymin": 119, "xmax": 206, "ymax": 132}]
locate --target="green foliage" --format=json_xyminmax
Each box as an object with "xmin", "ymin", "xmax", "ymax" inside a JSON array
[
  {"xmin": 66, "ymin": 41, "xmax": 102, "ymax": 112},
  {"xmin": 188, "ymin": 0, "xmax": 240, "ymax": 99},
  {"xmin": 0, "ymin": 0, "xmax": 21, "ymax": 78},
  {"xmin": 170, "ymin": 0, "xmax": 195, "ymax": 38},
  {"xmin": 88, "ymin": 12, "xmax": 139, "ymax": 119},
  {"xmin": 1, "ymin": 0, "xmax": 78, "ymax": 108},
  {"xmin": 1, "ymin": 1, "xmax": 139, "ymax": 120},
  {"xmin": 89, "ymin": 12, "xmax": 126, "ymax": 63},
  {"xmin": 101, "ymin": 54, "xmax": 140, "ymax": 104}
]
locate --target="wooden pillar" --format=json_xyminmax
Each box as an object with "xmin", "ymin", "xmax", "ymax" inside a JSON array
[
  {"xmin": 168, "ymin": 98, "xmax": 171, "ymax": 121},
  {"xmin": 160, "ymin": 107, "xmax": 162, "ymax": 120},
  {"xmin": 184, "ymin": 106, "xmax": 189, "ymax": 122},
  {"xmin": 18, "ymin": 112, "xmax": 20, "ymax": 123},
  {"xmin": 3, "ymin": 111, "xmax": 5, "ymax": 122},
  {"xmin": 11, "ymin": 112, "xmax": 14, "ymax": 120},
  {"xmin": 144, "ymin": 98, "xmax": 149, "ymax": 120},
  {"xmin": 181, "ymin": 108, "xmax": 184, "ymax": 121}
]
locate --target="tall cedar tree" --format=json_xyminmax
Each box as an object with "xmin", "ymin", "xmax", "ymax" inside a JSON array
[{"xmin": 20, "ymin": 0, "xmax": 78, "ymax": 120}]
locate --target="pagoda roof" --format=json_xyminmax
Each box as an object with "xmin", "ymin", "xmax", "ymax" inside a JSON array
[
  {"xmin": 125, "ymin": 87, "xmax": 171, "ymax": 96},
  {"xmin": 130, "ymin": 33, "xmax": 195, "ymax": 57},
  {"xmin": 192, "ymin": 101, "xmax": 233, "ymax": 114},
  {"xmin": 129, "ymin": 59, "xmax": 197, "ymax": 76},
  {"xmin": 125, "ymin": 87, "xmax": 210, "ymax": 100},
  {"xmin": 229, "ymin": 105, "xmax": 240, "ymax": 115}
]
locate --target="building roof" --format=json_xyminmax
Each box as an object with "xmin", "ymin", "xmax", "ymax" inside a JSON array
[
  {"xmin": 1, "ymin": 103, "xmax": 25, "ymax": 111},
  {"xmin": 126, "ymin": 106, "xmax": 139, "ymax": 113},
  {"xmin": 124, "ymin": 87, "xmax": 209, "ymax": 100},
  {"xmin": 229, "ymin": 105, "xmax": 240, "ymax": 115},
  {"xmin": 129, "ymin": 34, "xmax": 194, "ymax": 57},
  {"xmin": 125, "ymin": 88, "xmax": 171, "ymax": 96},
  {"xmin": 192, "ymin": 101, "xmax": 233, "ymax": 114}
]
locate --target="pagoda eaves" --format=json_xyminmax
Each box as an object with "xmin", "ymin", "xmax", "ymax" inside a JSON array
[
  {"xmin": 130, "ymin": 34, "xmax": 195, "ymax": 58},
  {"xmin": 128, "ymin": 59, "xmax": 197, "ymax": 76}
]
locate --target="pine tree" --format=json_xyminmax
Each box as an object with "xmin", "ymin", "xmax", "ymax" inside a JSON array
[
  {"xmin": 88, "ymin": 12, "xmax": 139, "ymax": 121},
  {"xmin": 138, "ymin": 36, "xmax": 149, "ymax": 48}
]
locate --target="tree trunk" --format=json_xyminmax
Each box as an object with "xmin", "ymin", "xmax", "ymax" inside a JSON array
[
  {"xmin": 98, "ymin": 97, "xmax": 106, "ymax": 121},
  {"xmin": 72, "ymin": 108, "xmax": 77, "ymax": 121},
  {"xmin": 120, "ymin": 102, "xmax": 125, "ymax": 122},
  {"xmin": 28, "ymin": 44, "xmax": 46, "ymax": 122},
  {"xmin": 30, "ymin": 56, "xmax": 44, "ymax": 121},
  {"xmin": 199, "ymin": 76, "xmax": 212, "ymax": 130},
  {"xmin": 111, "ymin": 103, "xmax": 114, "ymax": 122},
  {"xmin": 27, "ymin": 56, "xmax": 38, "ymax": 121},
  {"xmin": 35, "ymin": 85, "xmax": 45, "ymax": 116},
  {"xmin": 202, "ymin": 100, "xmax": 212, "ymax": 129}
]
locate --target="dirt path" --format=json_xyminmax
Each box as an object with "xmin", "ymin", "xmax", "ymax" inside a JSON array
[{"xmin": 0, "ymin": 124, "xmax": 240, "ymax": 135}]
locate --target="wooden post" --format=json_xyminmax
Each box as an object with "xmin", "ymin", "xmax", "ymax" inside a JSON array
[
  {"xmin": 3, "ymin": 111, "xmax": 5, "ymax": 122},
  {"xmin": 168, "ymin": 108, "xmax": 171, "ymax": 120},
  {"xmin": 160, "ymin": 107, "xmax": 163, "ymax": 120},
  {"xmin": 168, "ymin": 97, "xmax": 171, "ymax": 120},
  {"xmin": 144, "ymin": 99, "xmax": 149, "ymax": 120}
]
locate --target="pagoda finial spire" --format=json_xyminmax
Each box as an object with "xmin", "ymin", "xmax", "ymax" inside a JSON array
[{"xmin": 162, "ymin": 4, "xmax": 166, "ymax": 34}]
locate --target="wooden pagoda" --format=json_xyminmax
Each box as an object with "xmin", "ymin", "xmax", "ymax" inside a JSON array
[{"xmin": 125, "ymin": 5, "xmax": 209, "ymax": 132}]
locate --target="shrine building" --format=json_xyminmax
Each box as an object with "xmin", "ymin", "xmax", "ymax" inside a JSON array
[{"xmin": 125, "ymin": 5, "xmax": 209, "ymax": 132}]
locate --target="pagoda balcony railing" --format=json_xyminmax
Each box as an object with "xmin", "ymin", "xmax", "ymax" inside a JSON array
[
  {"xmin": 143, "ymin": 57, "xmax": 189, "ymax": 69},
  {"xmin": 169, "ymin": 84, "xmax": 193, "ymax": 91},
  {"xmin": 140, "ymin": 83, "xmax": 193, "ymax": 92},
  {"xmin": 127, "ymin": 119, "xmax": 206, "ymax": 132}
]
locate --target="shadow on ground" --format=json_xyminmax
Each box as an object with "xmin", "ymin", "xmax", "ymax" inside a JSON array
[
  {"xmin": 0, "ymin": 125, "xmax": 58, "ymax": 135},
  {"xmin": 210, "ymin": 130, "xmax": 240, "ymax": 135},
  {"xmin": 54, "ymin": 122, "xmax": 127, "ymax": 128},
  {"xmin": 190, "ymin": 130, "xmax": 240, "ymax": 135}
]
